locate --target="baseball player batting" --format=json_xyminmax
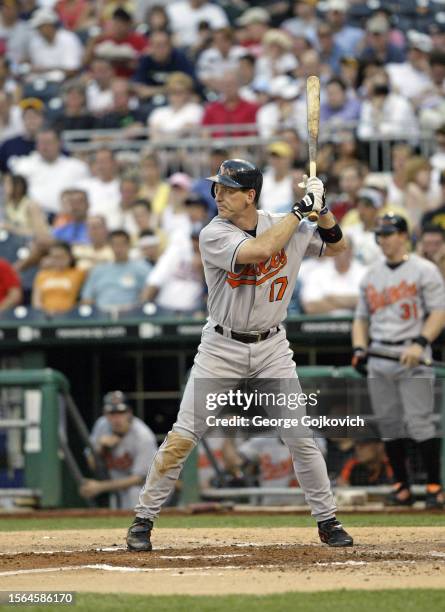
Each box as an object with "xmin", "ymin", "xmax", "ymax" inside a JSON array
[
  {"xmin": 127, "ymin": 159, "xmax": 353, "ymax": 551},
  {"xmin": 352, "ymin": 213, "xmax": 445, "ymax": 508}
]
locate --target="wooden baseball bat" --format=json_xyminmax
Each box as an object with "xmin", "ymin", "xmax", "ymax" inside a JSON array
[
  {"xmin": 306, "ymin": 75, "xmax": 320, "ymax": 223},
  {"xmin": 367, "ymin": 348, "xmax": 445, "ymax": 369}
]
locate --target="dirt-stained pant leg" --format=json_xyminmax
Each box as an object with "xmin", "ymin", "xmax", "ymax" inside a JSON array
[
  {"xmin": 251, "ymin": 329, "xmax": 337, "ymax": 522},
  {"xmin": 135, "ymin": 327, "xmax": 249, "ymax": 520}
]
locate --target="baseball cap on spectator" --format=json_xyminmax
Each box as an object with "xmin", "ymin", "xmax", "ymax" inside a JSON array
[
  {"xmin": 30, "ymin": 8, "xmax": 58, "ymax": 28},
  {"xmin": 236, "ymin": 7, "xmax": 270, "ymax": 27},
  {"xmin": 269, "ymin": 75, "xmax": 300, "ymax": 100},
  {"xmin": 103, "ymin": 390, "xmax": 131, "ymax": 414},
  {"xmin": 366, "ymin": 15, "xmax": 389, "ymax": 35},
  {"xmin": 18, "ymin": 97, "xmax": 45, "ymax": 112},
  {"xmin": 262, "ymin": 29, "xmax": 293, "ymax": 51},
  {"xmin": 321, "ymin": 0, "xmax": 349, "ymax": 12},
  {"xmin": 407, "ymin": 30, "xmax": 433, "ymax": 53},
  {"xmin": 112, "ymin": 7, "xmax": 133, "ymax": 22},
  {"xmin": 267, "ymin": 141, "xmax": 293, "ymax": 158},
  {"xmin": 168, "ymin": 172, "xmax": 192, "ymax": 190},
  {"xmin": 357, "ymin": 188, "xmax": 383, "ymax": 209}
]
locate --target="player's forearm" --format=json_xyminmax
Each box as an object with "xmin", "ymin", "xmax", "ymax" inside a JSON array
[
  {"xmin": 352, "ymin": 318, "xmax": 369, "ymax": 348},
  {"xmin": 318, "ymin": 210, "xmax": 346, "ymax": 254},
  {"xmin": 237, "ymin": 213, "xmax": 299, "ymax": 264},
  {"xmin": 420, "ymin": 310, "xmax": 445, "ymax": 343}
]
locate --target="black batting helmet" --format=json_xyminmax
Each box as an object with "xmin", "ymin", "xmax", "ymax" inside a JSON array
[
  {"xmin": 206, "ymin": 159, "xmax": 263, "ymax": 203},
  {"xmin": 375, "ymin": 213, "xmax": 408, "ymax": 236},
  {"xmin": 103, "ymin": 390, "xmax": 130, "ymax": 414}
]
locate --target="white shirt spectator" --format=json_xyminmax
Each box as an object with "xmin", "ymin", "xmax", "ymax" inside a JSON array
[
  {"xmin": 257, "ymin": 101, "xmax": 300, "ymax": 139},
  {"xmin": 0, "ymin": 104, "xmax": 24, "ymax": 143},
  {"xmin": 357, "ymin": 93, "xmax": 418, "ymax": 140},
  {"xmin": 255, "ymin": 53, "xmax": 298, "ymax": 84},
  {"xmin": 86, "ymin": 81, "xmax": 113, "ymax": 114},
  {"xmin": 28, "ymin": 28, "xmax": 83, "ymax": 72},
  {"xmin": 300, "ymin": 258, "xmax": 367, "ymax": 316},
  {"xmin": 146, "ymin": 235, "xmax": 203, "ymax": 312},
  {"xmin": 166, "ymin": 1, "xmax": 228, "ymax": 48},
  {"xmin": 76, "ymin": 177, "xmax": 122, "ymax": 229},
  {"xmin": 10, "ymin": 152, "xmax": 89, "ymax": 214},
  {"xmin": 197, "ymin": 46, "xmax": 246, "ymax": 83},
  {"xmin": 259, "ymin": 169, "xmax": 293, "ymax": 214},
  {"xmin": 386, "ymin": 62, "xmax": 433, "ymax": 104},
  {"xmin": 148, "ymin": 102, "xmax": 203, "ymax": 136},
  {"xmin": 345, "ymin": 224, "xmax": 384, "ymax": 267}
]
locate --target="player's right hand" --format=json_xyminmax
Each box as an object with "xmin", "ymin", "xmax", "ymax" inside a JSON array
[
  {"xmin": 292, "ymin": 193, "xmax": 322, "ymax": 221},
  {"xmin": 351, "ymin": 347, "xmax": 368, "ymax": 376}
]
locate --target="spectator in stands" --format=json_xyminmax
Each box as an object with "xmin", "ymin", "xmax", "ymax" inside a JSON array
[
  {"xmin": 137, "ymin": 229, "xmax": 160, "ymax": 266},
  {"xmin": 10, "ymin": 128, "xmax": 90, "ymax": 219},
  {"xmin": 386, "ymin": 143, "xmax": 413, "ymax": 207},
  {"xmin": 85, "ymin": 8, "xmax": 147, "ymax": 78},
  {"xmin": 85, "ymin": 58, "xmax": 115, "ymax": 116},
  {"xmin": 386, "ymin": 30, "xmax": 433, "ymax": 110},
  {"xmin": 343, "ymin": 188, "xmax": 384, "ymax": 266},
  {"xmin": 0, "ymin": 90, "xmax": 23, "ymax": 143},
  {"xmin": 256, "ymin": 75, "xmax": 300, "ymax": 139},
  {"xmin": 320, "ymin": 0, "xmax": 364, "ymax": 58},
  {"xmin": 237, "ymin": 53, "xmax": 259, "ymax": 103},
  {"xmin": 357, "ymin": 70, "xmax": 418, "ymax": 141},
  {"xmin": 197, "ymin": 27, "xmax": 245, "ymax": 91},
  {"xmin": 81, "ymin": 390, "xmax": 157, "ymax": 509},
  {"xmin": 300, "ymin": 237, "xmax": 366, "ymax": 315},
  {"xmin": 73, "ymin": 215, "xmax": 113, "ymax": 271},
  {"xmin": 52, "ymin": 80, "xmax": 95, "ymax": 132},
  {"xmin": 255, "ymin": 29, "xmax": 297, "ymax": 84},
  {"xmin": 282, "ymin": 0, "xmax": 319, "ymax": 46},
  {"xmin": 329, "ymin": 163, "xmax": 365, "ymax": 222},
  {"xmin": 0, "ymin": 256, "xmax": 22, "ymax": 314},
  {"xmin": 76, "ymin": 148, "xmax": 121, "ymax": 226},
  {"xmin": 127, "ymin": 199, "xmax": 156, "ymax": 240},
  {"xmin": 139, "ymin": 151, "xmax": 170, "ymax": 221},
  {"xmin": 0, "ymin": 98, "xmax": 44, "ymax": 174},
  {"xmin": 116, "ymin": 175, "xmax": 141, "ymax": 232},
  {"xmin": 81, "ymin": 229, "xmax": 150, "ymax": 313},
  {"xmin": 319, "ymin": 77, "xmax": 361, "ymax": 127},
  {"xmin": 359, "ymin": 14, "xmax": 405, "ymax": 65},
  {"xmin": 166, "ymin": 0, "xmax": 228, "ymax": 49},
  {"xmin": 336, "ymin": 440, "xmax": 393, "ymax": 487},
  {"xmin": 429, "ymin": 125, "xmax": 445, "ymax": 187},
  {"xmin": 161, "ymin": 172, "xmax": 193, "ymax": 235},
  {"xmin": 236, "ymin": 8, "xmax": 270, "ymax": 58},
  {"xmin": 0, "ymin": 0, "xmax": 30, "ymax": 67},
  {"xmin": 259, "ymin": 141, "xmax": 294, "ymax": 214},
  {"xmin": 421, "ymin": 170, "xmax": 445, "ymax": 231},
  {"xmin": 32, "ymin": 240, "xmax": 85, "ymax": 315},
  {"xmin": 184, "ymin": 192, "xmax": 210, "ymax": 232},
  {"xmin": 191, "ymin": 146, "xmax": 227, "ymax": 216},
  {"xmin": 402, "ymin": 156, "xmax": 439, "ymax": 229},
  {"xmin": 148, "ymin": 72, "xmax": 203, "ymax": 140},
  {"xmin": 55, "ymin": 0, "xmax": 93, "ymax": 33},
  {"xmin": 28, "ymin": 8, "xmax": 84, "ymax": 77},
  {"xmin": 315, "ymin": 22, "xmax": 343, "ymax": 75},
  {"xmin": 1, "ymin": 173, "xmax": 49, "ymax": 240},
  {"xmin": 201, "ymin": 70, "xmax": 258, "ymax": 137},
  {"xmin": 52, "ymin": 189, "xmax": 89, "ymax": 244},
  {"xmin": 144, "ymin": 4, "xmax": 170, "ymax": 34},
  {"xmin": 142, "ymin": 229, "xmax": 204, "ymax": 316},
  {"xmin": 96, "ymin": 77, "xmax": 146, "ymax": 130},
  {"xmin": 339, "ymin": 56, "xmax": 359, "ymax": 90},
  {"xmin": 133, "ymin": 29, "xmax": 196, "ymax": 100},
  {"xmin": 417, "ymin": 226, "xmax": 445, "ymax": 279}
]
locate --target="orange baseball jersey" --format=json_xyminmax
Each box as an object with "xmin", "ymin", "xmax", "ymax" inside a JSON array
[{"xmin": 199, "ymin": 211, "xmax": 324, "ymax": 331}]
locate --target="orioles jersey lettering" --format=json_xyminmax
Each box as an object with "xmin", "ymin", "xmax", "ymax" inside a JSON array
[
  {"xmin": 226, "ymin": 248, "xmax": 288, "ymax": 288},
  {"xmin": 365, "ymin": 280, "xmax": 418, "ymax": 314}
]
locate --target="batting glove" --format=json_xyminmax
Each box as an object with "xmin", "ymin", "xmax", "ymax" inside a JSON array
[
  {"xmin": 351, "ymin": 347, "xmax": 368, "ymax": 377},
  {"xmin": 298, "ymin": 175, "xmax": 328, "ymax": 215},
  {"xmin": 292, "ymin": 192, "xmax": 322, "ymax": 221}
]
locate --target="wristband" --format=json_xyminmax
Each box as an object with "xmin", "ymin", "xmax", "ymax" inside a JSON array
[
  {"xmin": 318, "ymin": 223, "xmax": 343, "ymax": 243},
  {"xmin": 413, "ymin": 335, "xmax": 429, "ymax": 348}
]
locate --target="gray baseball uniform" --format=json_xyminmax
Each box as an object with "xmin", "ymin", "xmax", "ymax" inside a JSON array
[
  {"xmin": 135, "ymin": 212, "xmax": 336, "ymax": 522},
  {"xmin": 355, "ymin": 254, "xmax": 445, "ymax": 440}
]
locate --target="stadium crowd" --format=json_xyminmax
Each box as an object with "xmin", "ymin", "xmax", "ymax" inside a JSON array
[{"xmin": 0, "ymin": 0, "xmax": 445, "ymax": 321}]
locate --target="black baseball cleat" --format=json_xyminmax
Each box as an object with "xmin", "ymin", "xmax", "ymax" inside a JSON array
[
  {"xmin": 318, "ymin": 518, "xmax": 353, "ymax": 547},
  {"xmin": 385, "ymin": 484, "xmax": 415, "ymax": 507},
  {"xmin": 425, "ymin": 486, "xmax": 444, "ymax": 510},
  {"xmin": 126, "ymin": 517, "xmax": 153, "ymax": 551}
]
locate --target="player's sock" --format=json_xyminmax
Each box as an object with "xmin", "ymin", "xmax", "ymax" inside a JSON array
[
  {"xmin": 384, "ymin": 439, "xmax": 410, "ymax": 488},
  {"xmin": 417, "ymin": 437, "xmax": 442, "ymax": 486}
]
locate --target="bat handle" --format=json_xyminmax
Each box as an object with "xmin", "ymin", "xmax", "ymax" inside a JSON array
[{"xmin": 307, "ymin": 160, "xmax": 319, "ymax": 222}]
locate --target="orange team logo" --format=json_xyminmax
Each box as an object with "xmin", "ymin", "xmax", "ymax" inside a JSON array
[
  {"xmin": 227, "ymin": 248, "xmax": 287, "ymax": 288},
  {"xmin": 366, "ymin": 281, "xmax": 418, "ymax": 314}
]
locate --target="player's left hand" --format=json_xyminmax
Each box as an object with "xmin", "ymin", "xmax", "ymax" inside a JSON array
[
  {"xmin": 400, "ymin": 343, "xmax": 424, "ymax": 368},
  {"xmin": 79, "ymin": 479, "xmax": 104, "ymax": 499},
  {"xmin": 298, "ymin": 175, "xmax": 327, "ymax": 213}
]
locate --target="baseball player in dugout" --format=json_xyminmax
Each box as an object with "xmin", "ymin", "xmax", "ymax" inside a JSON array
[
  {"xmin": 127, "ymin": 159, "xmax": 354, "ymax": 551},
  {"xmin": 352, "ymin": 214, "xmax": 445, "ymax": 508}
]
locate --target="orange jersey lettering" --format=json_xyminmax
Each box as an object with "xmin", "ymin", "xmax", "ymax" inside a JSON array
[
  {"xmin": 366, "ymin": 280, "xmax": 418, "ymax": 314},
  {"xmin": 226, "ymin": 249, "xmax": 287, "ymax": 288}
]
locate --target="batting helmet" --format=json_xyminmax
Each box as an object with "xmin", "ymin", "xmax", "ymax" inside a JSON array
[
  {"xmin": 103, "ymin": 390, "xmax": 130, "ymax": 414},
  {"xmin": 206, "ymin": 159, "xmax": 263, "ymax": 203},
  {"xmin": 375, "ymin": 213, "xmax": 408, "ymax": 236}
]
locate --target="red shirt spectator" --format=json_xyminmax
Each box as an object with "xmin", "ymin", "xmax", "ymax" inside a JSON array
[
  {"xmin": 55, "ymin": 0, "xmax": 92, "ymax": 32},
  {"xmin": 202, "ymin": 71, "xmax": 258, "ymax": 137},
  {"xmin": 0, "ymin": 258, "xmax": 22, "ymax": 313}
]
